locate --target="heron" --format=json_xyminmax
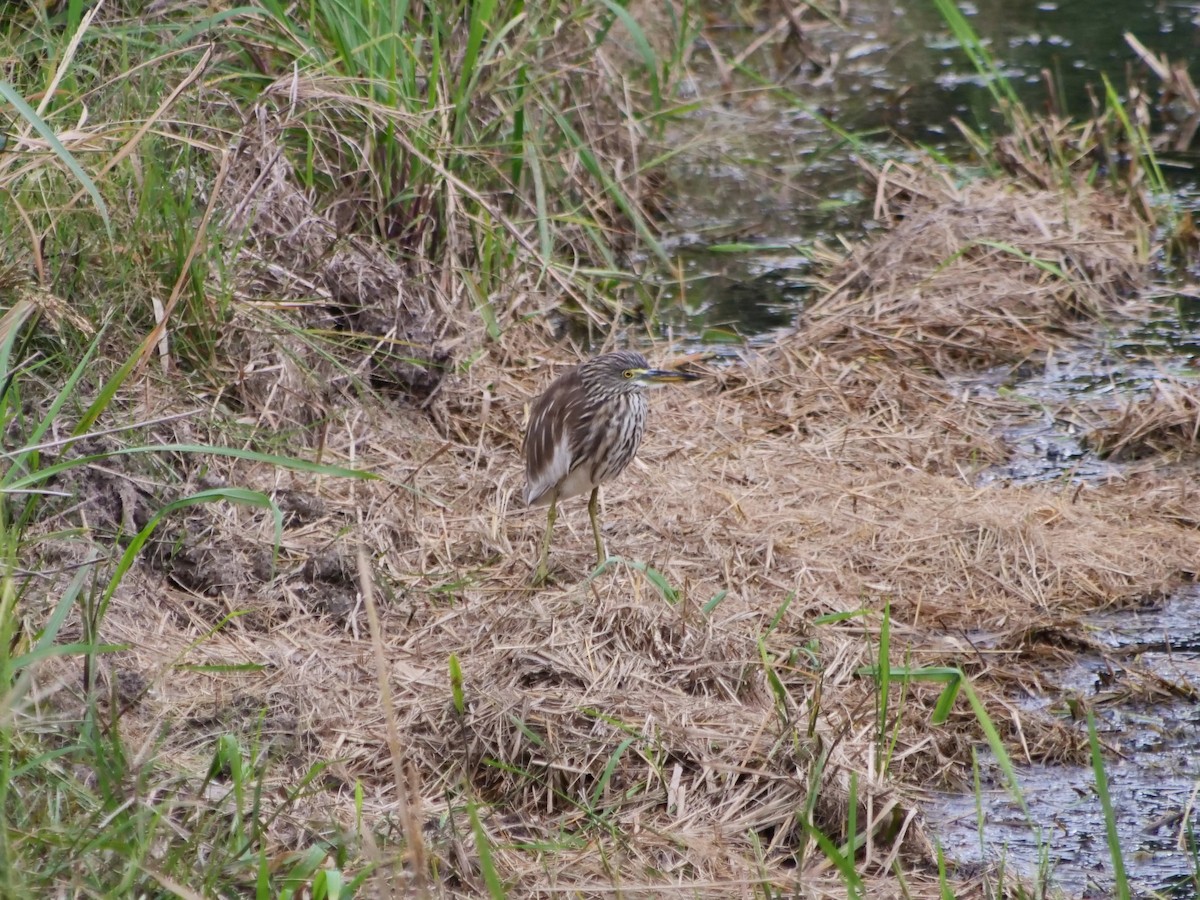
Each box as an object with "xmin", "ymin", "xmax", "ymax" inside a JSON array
[{"xmin": 522, "ymin": 350, "xmax": 699, "ymax": 584}]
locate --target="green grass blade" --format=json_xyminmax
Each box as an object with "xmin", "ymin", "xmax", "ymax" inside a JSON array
[
  {"xmin": 1087, "ymin": 709, "xmax": 1130, "ymax": 899},
  {"xmin": 523, "ymin": 135, "xmax": 552, "ymax": 262},
  {"xmin": 0, "ymin": 82, "xmax": 111, "ymax": 236},
  {"xmin": 468, "ymin": 799, "xmax": 507, "ymax": 899},
  {"xmin": 101, "ymin": 489, "xmax": 280, "ymax": 615},
  {"xmin": 506, "ymin": 714, "xmax": 545, "ymax": 747},
  {"xmin": 813, "ymin": 608, "xmax": 871, "ymax": 625},
  {"xmin": 0, "ymin": 300, "xmax": 37, "ymax": 394},
  {"xmin": 936, "ymin": 841, "xmax": 954, "ymax": 899},
  {"xmin": 931, "ymin": 0, "xmax": 1021, "ymax": 113},
  {"xmin": 973, "ymin": 239, "xmax": 1071, "ymax": 281},
  {"xmin": 587, "ymin": 556, "xmax": 680, "ymax": 603},
  {"xmin": 549, "ymin": 110, "xmax": 670, "ymax": 265},
  {"xmin": 508, "ymin": 66, "xmax": 527, "ymax": 187},
  {"xmin": 960, "ymin": 680, "xmax": 1030, "ymax": 820},
  {"xmin": 802, "ymin": 818, "xmax": 863, "ymax": 898},
  {"xmin": 1101, "ymin": 72, "xmax": 1167, "ymax": 195},
  {"xmin": 702, "ymin": 589, "xmax": 727, "ymax": 614},
  {"xmin": 765, "ymin": 591, "xmax": 795, "ymax": 636},
  {"xmin": 877, "ymin": 602, "xmax": 891, "ymax": 750},
  {"xmin": 590, "ymin": 736, "xmax": 636, "ymax": 809},
  {"xmin": 172, "ymin": 6, "xmax": 272, "ymax": 44},
  {"xmin": 3, "ymin": 444, "xmax": 372, "ymax": 492},
  {"xmin": 449, "ymin": 652, "xmax": 465, "ymax": 715},
  {"xmin": 841, "ymin": 770, "xmax": 858, "ymax": 857},
  {"xmin": 758, "ymin": 637, "xmax": 789, "ymax": 715},
  {"xmin": 0, "ymin": 81, "xmax": 112, "ymax": 235},
  {"xmin": 454, "ymin": 0, "xmax": 498, "ymax": 137},
  {"xmin": 0, "ymin": 557, "xmax": 95, "ymax": 724},
  {"xmin": 930, "ymin": 671, "xmax": 963, "ymax": 725},
  {"xmin": 596, "ymin": 0, "xmax": 661, "ymax": 110},
  {"xmin": 71, "ymin": 342, "xmax": 144, "ymax": 439},
  {"xmin": 3, "ymin": 333, "xmax": 106, "ymax": 485}
]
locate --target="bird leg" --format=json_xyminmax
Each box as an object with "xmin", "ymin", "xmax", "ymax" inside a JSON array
[
  {"xmin": 533, "ymin": 489, "xmax": 558, "ymax": 586},
  {"xmin": 588, "ymin": 487, "xmax": 607, "ymax": 565}
]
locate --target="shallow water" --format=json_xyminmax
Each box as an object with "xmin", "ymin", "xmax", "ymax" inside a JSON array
[
  {"xmin": 664, "ymin": 2, "xmax": 1200, "ymax": 893},
  {"xmin": 657, "ymin": 0, "xmax": 1200, "ymax": 341},
  {"xmin": 953, "ymin": 300, "xmax": 1200, "ymax": 485},
  {"xmin": 924, "ymin": 586, "xmax": 1200, "ymax": 898}
]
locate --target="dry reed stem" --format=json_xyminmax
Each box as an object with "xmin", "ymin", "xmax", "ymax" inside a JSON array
[{"xmin": 1085, "ymin": 373, "xmax": 1200, "ymax": 460}]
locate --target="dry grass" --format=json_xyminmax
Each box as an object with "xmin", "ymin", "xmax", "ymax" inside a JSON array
[
  {"xmin": 39, "ymin": 359, "xmax": 1196, "ymax": 893},
  {"xmin": 26, "ymin": 154, "xmax": 1200, "ymax": 895},
  {"xmin": 803, "ymin": 160, "xmax": 1150, "ymax": 372},
  {"xmin": 1084, "ymin": 372, "xmax": 1200, "ymax": 460},
  {"xmin": 216, "ymin": 109, "xmax": 451, "ymax": 407}
]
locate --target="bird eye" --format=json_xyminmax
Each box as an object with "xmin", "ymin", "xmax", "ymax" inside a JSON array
[{"xmin": 622, "ymin": 370, "xmax": 634, "ymax": 378}]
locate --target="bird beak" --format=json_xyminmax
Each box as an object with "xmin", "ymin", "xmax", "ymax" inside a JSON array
[{"xmin": 636, "ymin": 368, "xmax": 701, "ymax": 385}]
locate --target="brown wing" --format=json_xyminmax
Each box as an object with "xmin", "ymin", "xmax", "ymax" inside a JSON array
[{"xmin": 523, "ymin": 367, "xmax": 588, "ymax": 505}]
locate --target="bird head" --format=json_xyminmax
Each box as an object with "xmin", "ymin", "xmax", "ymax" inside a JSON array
[{"xmin": 585, "ymin": 351, "xmax": 700, "ymax": 394}]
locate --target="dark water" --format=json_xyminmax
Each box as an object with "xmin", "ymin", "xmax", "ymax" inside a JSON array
[
  {"xmin": 847, "ymin": 0, "xmax": 1200, "ymax": 141},
  {"xmin": 659, "ymin": 0, "xmax": 1200, "ymax": 343},
  {"xmin": 924, "ymin": 586, "xmax": 1200, "ymax": 898},
  {"xmin": 953, "ymin": 303, "xmax": 1200, "ymax": 486},
  {"xmin": 663, "ymin": 3, "xmax": 1200, "ymax": 894}
]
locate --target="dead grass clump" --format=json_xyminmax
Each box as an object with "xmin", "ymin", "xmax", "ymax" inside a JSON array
[
  {"xmin": 1084, "ymin": 373, "xmax": 1200, "ymax": 460},
  {"xmin": 801, "ymin": 160, "xmax": 1148, "ymax": 371},
  {"xmin": 717, "ymin": 341, "xmax": 1011, "ymax": 476},
  {"xmin": 398, "ymin": 586, "xmax": 827, "ymax": 831},
  {"xmin": 216, "ymin": 111, "xmax": 450, "ymax": 421},
  {"xmin": 1091, "ymin": 469, "xmax": 1200, "ymax": 533}
]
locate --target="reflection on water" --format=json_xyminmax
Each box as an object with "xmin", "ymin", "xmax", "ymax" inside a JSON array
[
  {"xmin": 654, "ymin": 251, "xmax": 815, "ymax": 343},
  {"xmin": 658, "ymin": 0, "xmax": 1200, "ymax": 339},
  {"xmin": 1128, "ymin": 294, "xmax": 1200, "ymax": 356},
  {"xmin": 949, "ymin": 293, "xmax": 1200, "ymax": 485},
  {"xmin": 845, "ymin": 0, "xmax": 1200, "ymax": 140},
  {"xmin": 925, "ymin": 586, "xmax": 1200, "ymax": 899}
]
